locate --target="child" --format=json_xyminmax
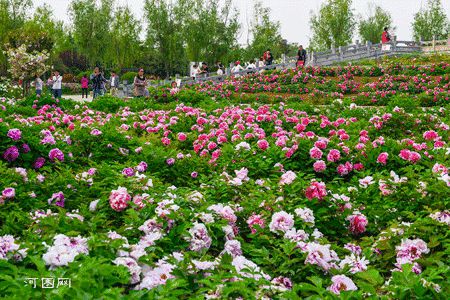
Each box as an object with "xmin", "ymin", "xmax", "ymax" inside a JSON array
[
  {"xmin": 35, "ymin": 75, "xmax": 43, "ymax": 98},
  {"xmin": 170, "ymin": 81, "xmax": 179, "ymax": 95},
  {"xmin": 81, "ymin": 75, "xmax": 89, "ymax": 99}
]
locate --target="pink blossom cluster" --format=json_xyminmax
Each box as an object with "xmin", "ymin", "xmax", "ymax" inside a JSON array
[
  {"xmin": 395, "ymin": 238, "xmax": 429, "ymax": 274},
  {"xmin": 42, "ymin": 234, "xmax": 89, "ymax": 269},
  {"xmin": 109, "ymin": 187, "xmax": 131, "ymax": 212}
]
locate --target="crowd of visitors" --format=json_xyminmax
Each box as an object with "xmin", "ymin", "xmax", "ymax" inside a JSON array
[{"xmin": 32, "ymin": 46, "xmax": 312, "ymax": 99}]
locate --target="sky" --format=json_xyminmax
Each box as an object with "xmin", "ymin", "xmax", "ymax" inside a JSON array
[{"xmin": 33, "ymin": 0, "xmax": 450, "ymax": 46}]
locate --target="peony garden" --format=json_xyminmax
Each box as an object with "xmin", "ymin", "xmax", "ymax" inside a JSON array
[{"xmin": 1, "ymin": 54, "xmax": 449, "ymax": 299}]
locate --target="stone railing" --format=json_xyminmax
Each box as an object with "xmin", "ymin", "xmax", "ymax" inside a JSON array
[{"xmin": 116, "ymin": 38, "xmax": 445, "ymax": 96}]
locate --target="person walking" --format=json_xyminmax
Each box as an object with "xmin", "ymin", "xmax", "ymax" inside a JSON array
[
  {"xmin": 231, "ymin": 61, "xmax": 244, "ymax": 77},
  {"xmin": 110, "ymin": 71, "xmax": 119, "ymax": 97},
  {"xmin": 191, "ymin": 64, "xmax": 200, "ymax": 81},
  {"xmin": 381, "ymin": 27, "xmax": 391, "ymax": 44},
  {"xmin": 81, "ymin": 75, "xmax": 89, "ymax": 99},
  {"xmin": 264, "ymin": 49, "xmax": 273, "ymax": 66},
  {"xmin": 133, "ymin": 68, "xmax": 148, "ymax": 97},
  {"xmin": 52, "ymin": 71, "xmax": 63, "ymax": 99},
  {"xmin": 216, "ymin": 61, "xmax": 225, "ymax": 76},
  {"xmin": 34, "ymin": 74, "xmax": 43, "ymax": 98},
  {"xmin": 297, "ymin": 45, "xmax": 307, "ymax": 67},
  {"xmin": 91, "ymin": 67, "xmax": 107, "ymax": 99}
]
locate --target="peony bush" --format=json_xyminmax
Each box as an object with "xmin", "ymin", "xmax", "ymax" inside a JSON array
[{"xmin": 0, "ymin": 58, "xmax": 449, "ymax": 299}]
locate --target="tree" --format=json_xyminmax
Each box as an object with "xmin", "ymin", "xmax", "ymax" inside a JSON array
[
  {"xmin": 359, "ymin": 5, "xmax": 393, "ymax": 44},
  {"xmin": 7, "ymin": 44, "xmax": 49, "ymax": 95},
  {"xmin": 107, "ymin": 5, "xmax": 141, "ymax": 70},
  {"xmin": 0, "ymin": 0, "xmax": 32, "ymax": 75},
  {"xmin": 245, "ymin": 1, "xmax": 284, "ymax": 61},
  {"xmin": 183, "ymin": 0, "xmax": 239, "ymax": 64},
  {"xmin": 412, "ymin": 0, "xmax": 449, "ymax": 41},
  {"xmin": 144, "ymin": 0, "xmax": 187, "ymax": 77},
  {"xmin": 69, "ymin": 0, "xmax": 113, "ymax": 68},
  {"xmin": 309, "ymin": 0, "xmax": 356, "ymax": 51}
]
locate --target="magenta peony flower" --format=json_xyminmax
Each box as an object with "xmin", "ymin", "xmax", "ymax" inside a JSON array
[
  {"xmin": 347, "ymin": 213, "xmax": 368, "ymax": 235},
  {"xmin": 305, "ymin": 180, "xmax": 327, "ymax": 201},
  {"xmin": 177, "ymin": 132, "xmax": 187, "ymax": 141},
  {"xmin": 122, "ymin": 167, "xmax": 135, "ymax": 177},
  {"xmin": 2, "ymin": 187, "xmax": 15, "ymax": 199},
  {"xmin": 109, "ymin": 187, "xmax": 131, "ymax": 212},
  {"xmin": 257, "ymin": 139, "xmax": 269, "ymax": 150},
  {"xmin": 377, "ymin": 152, "xmax": 388, "ymax": 165},
  {"xmin": 7, "ymin": 128, "xmax": 21, "ymax": 141},
  {"xmin": 33, "ymin": 157, "xmax": 46, "ymax": 169},
  {"xmin": 3, "ymin": 146, "xmax": 19, "ymax": 162},
  {"xmin": 191, "ymin": 171, "xmax": 198, "ymax": 178},
  {"xmin": 136, "ymin": 161, "xmax": 148, "ymax": 173},
  {"xmin": 48, "ymin": 191, "xmax": 65, "ymax": 207},
  {"xmin": 48, "ymin": 148, "xmax": 64, "ymax": 162},
  {"xmin": 22, "ymin": 144, "xmax": 30, "ymax": 153},
  {"xmin": 166, "ymin": 158, "xmax": 175, "ymax": 165}
]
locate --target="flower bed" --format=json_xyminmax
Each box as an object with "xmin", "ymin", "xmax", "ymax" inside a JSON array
[{"xmin": 0, "ymin": 58, "xmax": 449, "ymax": 299}]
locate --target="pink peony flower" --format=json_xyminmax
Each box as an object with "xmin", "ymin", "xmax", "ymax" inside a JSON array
[
  {"xmin": 423, "ymin": 130, "xmax": 439, "ymax": 141},
  {"xmin": 33, "ymin": 157, "xmax": 46, "ymax": 169},
  {"xmin": 327, "ymin": 149, "xmax": 341, "ymax": 162},
  {"xmin": 177, "ymin": 132, "xmax": 187, "ymax": 141},
  {"xmin": 247, "ymin": 213, "xmax": 265, "ymax": 234},
  {"xmin": 309, "ymin": 147, "xmax": 323, "ymax": 159},
  {"xmin": 347, "ymin": 213, "xmax": 368, "ymax": 235},
  {"xmin": 257, "ymin": 139, "xmax": 269, "ymax": 150},
  {"xmin": 313, "ymin": 160, "xmax": 326, "ymax": 172},
  {"xmin": 305, "ymin": 181, "xmax": 327, "ymax": 201},
  {"xmin": 328, "ymin": 275, "xmax": 358, "ymax": 295},
  {"xmin": 122, "ymin": 167, "xmax": 135, "ymax": 177},
  {"xmin": 2, "ymin": 187, "xmax": 15, "ymax": 199},
  {"xmin": 48, "ymin": 191, "xmax": 65, "ymax": 207},
  {"xmin": 377, "ymin": 152, "xmax": 388, "ymax": 165},
  {"xmin": 269, "ymin": 211, "xmax": 295, "ymax": 233},
  {"xmin": 109, "ymin": 187, "xmax": 131, "ymax": 212},
  {"xmin": 279, "ymin": 171, "xmax": 296, "ymax": 185}
]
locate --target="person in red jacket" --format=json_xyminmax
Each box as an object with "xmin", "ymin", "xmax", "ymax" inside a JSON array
[{"xmin": 381, "ymin": 27, "xmax": 391, "ymax": 44}]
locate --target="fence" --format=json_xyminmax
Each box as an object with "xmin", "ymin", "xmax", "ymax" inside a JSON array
[{"xmin": 116, "ymin": 38, "xmax": 443, "ymax": 97}]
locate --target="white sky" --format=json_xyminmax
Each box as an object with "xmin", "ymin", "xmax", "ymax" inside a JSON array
[{"xmin": 33, "ymin": 0, "xmax": 450, "ymax": 46}]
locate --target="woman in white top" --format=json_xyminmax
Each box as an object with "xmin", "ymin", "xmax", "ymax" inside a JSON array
[
  {"xmin": 52, "ymin": 71, "xmax": 63, "ymax": 99},
  {"xmin": 191, "ymin": 64, "xmax": 200, "ymax": 80},
  {"xmin": 231, "ymin": 61, "xmax": 244, "ymax": 77}
]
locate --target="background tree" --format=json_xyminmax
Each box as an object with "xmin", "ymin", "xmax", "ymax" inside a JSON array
[
  {"xmin": 309, "ymin": 0, "xmax": 356, "ymax": 51},
  {"xmin": 144, "ymin": 0, "xmax": 187, "ymax": 77},
  {"xmin": 245, "ymin": 1, "xmax": 284, "ymax": 61},
  {"xmin": 184, "ymin": 0, "xmax": 239, "ymax": 65},
  {"xmin": 69, "ymin": 0, "xmax": 114, "ymax": 68},
  {"xmin": 359, "ymin": 5, "xmax": 393, "ymax": 44},
  {"xmin": 412, "ymin": 0, "xmax": 449, "ymax": 41},
  {"xmin": 0, "ymin": 0, "xmax": 32, "ymax": 75},
  {"xmin": 7, "ymin": 44, "xmax": 49, "ymax": 95},
  {"xmin": 107, "ymin": 5, "xmax": 141, "ymax": 70}
]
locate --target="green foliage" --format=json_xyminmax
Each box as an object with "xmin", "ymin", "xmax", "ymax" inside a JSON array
[
  {"xmin": 245, "ymin": 1, "xmax": 284, "ymax": 60},
  {"xmin": 309, "ymin": 0, "xmax": 356, "ymax": 51},
  {"xmin": 358, "ymin": 5, "xmax": 393, "ymax": 44},
  {"xmin": 412, "ymin": 0, "xmax": 449, "ymax": 41}
]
